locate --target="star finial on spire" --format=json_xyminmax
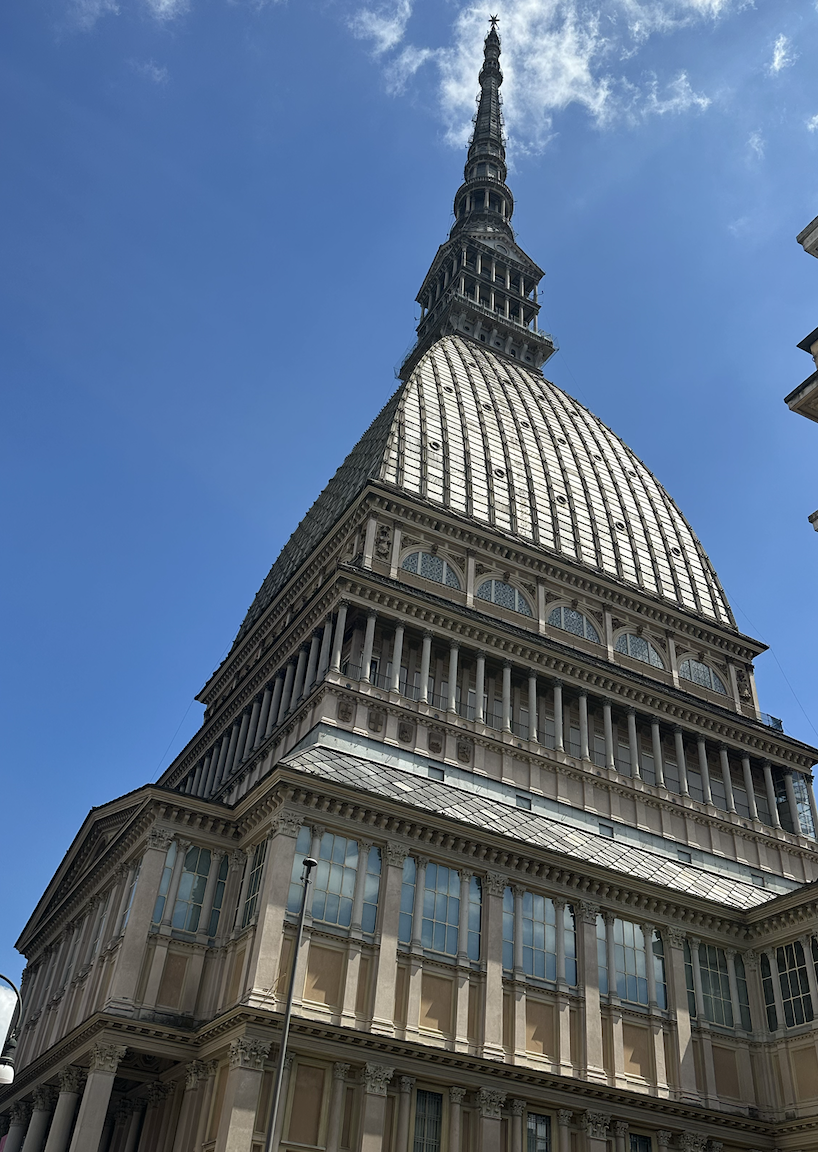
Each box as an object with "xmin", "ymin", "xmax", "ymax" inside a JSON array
[{"xmin": 489, "ymin": 14, "xmax": 499, "ymax": 27}]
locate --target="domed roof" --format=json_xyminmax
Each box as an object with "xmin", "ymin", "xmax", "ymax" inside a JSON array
[{"xmin": 235, "ymin": 336, "xmax": 733, "ymax": 646}]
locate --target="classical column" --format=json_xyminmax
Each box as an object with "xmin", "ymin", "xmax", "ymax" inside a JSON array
[
  {"xmin": 122, "ymin": 1102, "xmax": 146, "ymax": 1152},
  {"xmin": 481, "ymin": 871, "xmax": 506, "ymax": 1059},
  {"xmin": 806, "ymin": 774, "xmax": 818, "ymax": 837},
  {"xmin": 214, "ymin": 1038, "xmax": 271, "ymax": 1152},
  {"xmin": 417, "ymin": 632, "xmax": 432, "ymax": 704},
  {"xmin": 159, "ymin": 838, "xmax": 190, "ymax": 932},
  {"xmin": 4, "ymin": 1103, "xmax": 32, "ymax": 1152},
  {"xmin": 171, "ymin": 1062, "xmax": 207, "ymax": 1152},
  {"xmin": 501, "ymin": 662, "xmax": 512, "ymax": 732},
  {"xmin": 602, "ymin": 701, "xmax": 614, "ymax": 770},
  {"xmin": 221, "ymin": 720, "xmax": 242, "ymax": 781},
  {"xmin": 449, "ymin": 1088, "xmax": 466, "ymax": 1152},
  {"xmin": 212, "ymin": 733, "xmax": 231, "ymax": 792},
  {"xmin": 718, "ymin": 747, "xmax": 736, "ymax": 813},
  {"xmin": 253, "ymin": 685, "xmax": 274, "ymax": 750},
  {"xmin": 390, "ymin": 625, "xmax": 405, "ymax": 693},
  {"xmin": 197, "ymin": 850, "xmax": 226, "ymax": 941},
  {"xmin": 613, "ymin": 1121, "xmax": 628, "ymax": 1152},
  {"xmin": 783, "ymin": 769, "xmax": 801, "ymax": 834},
  {"xmin": 626, "ymin": 709, "xmax": 640, "ymax": 779},
  {"xmin": 303, "ymin": 631, "xmax": 322, "ymax": 697},
  {"xmin": 651, "ymin": 721, "xmax": 664, "ymax": 787},
  {"xmin": 670, "ymin": 727, "xmax": 687, "ymax": 794},
  {"xmin": 21, "ymin": 1087, "xmax": 56, "ymax": 1152},
  {"xmin": 191, "ymin": 1062, "xmax": 218, "ymax": 1152},
  {"xmin": 528, "ymin": 674, "xmax": 538, "ymax": 743},
  {"xmin": 341, "ymin": 840, "xmax": 373, "ymax": 1022},
  {"xmin": 581, "ymin": 1112, "xmax": 610, "ymax": 1152},
  {"xmin": 316, "ymin": 613, "xmax": 334, "ymax": 680},
  {"xmin": 576, "ymin": 901, "xmax": 605, "ymax": 1082},
  {"xmin": 689, "ymin": 938, "xmax": 717, "ymax": 1100},
  {"xmin": 329, "ymin": 601, "xmax": 349, "ymax": 673},
  {"xmin": 475, "ymin": 652, "xmax": 486, "ymax": 723},
  {"xmin": 447, "ymin": 643, "xmax": 459, "ymax": 713},
  {"xmin": 371, "ymin": 842, "xmax": 409, "ymax": 1035},
  {"xmin": 360, "ymin": 1064, "xmax": 395, "ymax": 1152},
  {"xmin": 325, "ymin": 1064, "xmax": 350, "ymax": 1152},
  {"xmin": 289, "ymin": 645, "xmax": 309, "ymax": 709},
  {"xmin": 394, "ymin": 1076, "xmax": 414, "ymax": 1152},
  {"xmin": 405, "ymin": 856, "xmax": 428, "ymax": 1034},
  {"xmin": 478, "ymin": 1089, "xmax": 506, "ymax": 1152},
  {"xmin": 67, "ymin": 1043, "xmax": 127, "ymax": 1152},
  {"xmin": 763, "ymin": 761, "xmax": 781, "ymax": 828},
  {"xmin": 43, "ymin": 1067, "xmax": 84, "ymax": 1152},
  {"xmin": 233, "ymin": 709, "xmax": 252, "ymax": 769},
  {"xmin": 263, "ymin": 675, "xmax": 284, "ymax": 739},
  {"xmin": 741, "ymin": 756, "xmax": 759, "ymax": 820},
  {"xmin": 107, "ymin": 828, "xmax": 175, "ymax": 1012},
  {"xmin": 276, "ymin": 662, "xmax": 296, "ymax": 724},
  {"xmin": 243, "ymin": 698, "xmax": 262, "ymax": 756},
  {"xmin": 361, "ymin": 611, "xmax": 378, "ymax": 684},
  {"xmin": 510, "ymin": 1100, "xmax": 525, "ymax": 1152},
  {"xmin": 553, "ymin": 681, "xmax": 564, "ymax": 751},
  {"xmin": 245, "ymin": 815, "xmax": 302, "ymax": 1007},
  {"xmin": 766, "ymin": 947, "xmax": 786, "ymax": 1032},
  {"xmin": 579, "ymin": 692, "xmax": 590, "ymax": 761},
  {"xmin": 697, "ymin": 739, "xmax": 712, "ymax": 805},
  {"xmin": 556, "ymin": 1111, "xmax": 572, "ymax": 1152}
]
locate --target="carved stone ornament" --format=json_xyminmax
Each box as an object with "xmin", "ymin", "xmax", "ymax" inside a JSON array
[
  {"xmin": 399, "ymin": 1076, "xmax": 416, "ymax": 1093},
  {"xmin": 456, "ymin": 739, "xmax": 473, "ymax": 764},
  {"xmin": 557, "ymin": 1111, "xmax": 574, "ymax": 1127},
  {"xmin": 450, "ymin": 1087, "xmax": 467, "ymax": 1105},
  {"xmin": 368, "ymin": 710, "xmax": 385, "ymax": 734},
  {"xmin": 678, "ymin": 1136, "xmax": 707, "ymax": 1152},
  {"xmin": 483, "ymin": 871, "xmax": 507, "ymax": 897},
  {"xmin": 575, "ymin": 901, "xmax": 600, "ymax": 925},
  {"xmin": 510, "ymin": 1100, "xmax": 526, "ymax": 1117},
  {"xmin": 428, "ymin": 730, "xmax": 444, "ymax": 755},
  {"xmin": 230, "ymin": 849, "xmax": 246, "ymax": 869},
  {"xmin": 58, "ymin": 1065, "xmax": 85, "ymax": 1094},
  {"xmin": 363, "ymin": 1062, "xmax": 395, "ymax": 1096},
  {"xmin": 337, "ymin": 699, "xmax": 354, "ymax": 725},
  {"xmin": 655, "ymin": 1133, "xmax": 672, "ymax": 1149},
  {"xmin": 333, "ymin": 1063, "xmax": 350, "ymax": 1081},
  {"xmin": 147, "ymin": 1081, "xmax": 175, "ymax": 1108},
  {"xmin": 385, "ymin": 842, "xmax": 409, "ymax": 867},
  {"xmin": 32, "ymin": 1086, "xmax": 57, "ymax": 1112},
  {"xmin": 666, "ymin": 928, "xmax": 686, "ymax": 948},
  {"xmin": 398, "ymin": 721, "xmax": 415, "ymax": 745},
  {"xmin": 148, "ymin": 828, "xmax": 174, "ymax": 852},
  {"xmin": 743, "ymin": 949, "xmax": 758, "ymax": 971},
  {"xmin": 708, "ymin": 1143, "xmax": 723, "ymax": 1152},
  {"xmin": 581, "ymin": 1112, "xmax": 611, "ymax": 1139},
  {"xmin": 478, "ymin": 1087, "xmax": 506, "ymax": 1119},
  {"xmin": 375, "ymin": 525, "xmax": 392, "ymax": 560},
  {"xmin": 229, "ymin": 1038, "xmax": 272, "ymax": 1071},
  {"xmin": 90, "ymin": 1043, "xmax": 127, "ymax": 1074},
  {"xmin": 274, "ymin": 812, "xmax": 303, "ymax": 839},
  {"xmin": 9, "ymin": 1102, "xmax": 32, "ymax": 1126},
  {"xmin": 185, "ymin": 1060, "xmax": 207, "ymax": 1090},
  {"xmin": 613, "ymin": 1122, "xmax": 629, "ymax": 1138}
]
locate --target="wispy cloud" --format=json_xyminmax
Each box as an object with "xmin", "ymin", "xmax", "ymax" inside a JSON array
[
  {"xmin": 70, "ymin": 0, "xmax": 119, "ymax": 30},
  {"xmin": 808, "ymin": 113, "xmax": 818, "ymax": 133},
  {"xmin": 768, "ymin": 33, "xmax": 796, "ymax": 75},
  {"xmin": 747, "ymin": 129, "xmax": 764, "ymax": 158},
  {"xmin": 350, "ymin": 0, "xmax": 732, "ymax": 149},
  {"xmin": 130, "ymin": 58, "xmax": 169, "ymax": 83}
]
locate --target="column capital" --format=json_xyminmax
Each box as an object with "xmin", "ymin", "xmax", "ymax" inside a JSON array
[
  {"xmin": 9, "ymin": 1102, "xmax": 32, "ymax": 1126},
  {"xmin": 578, "ymin": 688, "xmax": 588, "ymax": 699},
  {"xmin": 385, "ymin": 841, "xmax": 409, "ymax": 867},
  {"xmin": 147, "ymin": 1081, "xmax": 175, "ymax": 1108},
  {"xmin": 185, "ymin": 1060, "xmax": 208, "ymax": 1089},
  {"xmin": 581, "ymin": 1112, "xmax": 610, "ymax": 1139},
  {"xmin": 399, "ymin": 1076, "xmax": 415, "ymax": 1093},
  {"xmin": 576, "ymin": 900, "xmax": 600, "ymax": 925},
  {"xmin": 613, "ymin": 1122, "xmax": 629, "ymax": 1138},
  {"xmin": 687, "ymin": 935, "xmax": 701, "ymax": 949},
  {"xmin": 147, "ymin": 827, "xmax": 174, "ymax": 852},
  {"xmin": 483, "ymin": 870, "xmax": 507, "ymax": 897},
  {"xmin": 230, "ymin": 848, "xmax": 247, "ymax": 869},
  {"xmin": 310, "ymin": 824, "xmax": 326, "ymax": 841},
  {"xmin": 58, "ymin": 1065, "xmax": 85, "ymax": 1094},
  {"xmin": 557, "ymin": 1111, "xmax": 573, "ymax": 1127},
  {"xmin": 333, "ymin": 1062, "xmax": 351, "ymax": 1081},
  {"xmin": 228, "ymin": 1037, "xmax": 271, "ymax": 1070},
  {"xmin": 510, "ymin": 1100, "xmax": 526, "ymax": 1117},
  {"xmin": 478, "ymin": 1087, "xmax": 506, "ymax": 1119},
  {"xmin": 656, "ymin": 1132, "xmax": 673, "ymax": 1149},
  {"xmin": 89, "ymin": 1043, "xmax": 127, "ymax": 1073},
  {"xmin": 552, "ymin": 678, "xmax": 563, "ymax": 688},
  {"xmin": 363, "ymin": 1062, "xmax": 394, "ymax": 1096},
  {"xmin": 666, "ymin": 927, "xmax": 686, "ymax": 948},
  {"xmin": 678, "ymin": 1137, "xmax": 708, "ymax": 1152},
  {"xmin": 450, "ymin": 1086, "xmax": 467, "ymax": 1105},
  {"xmin": 627, "ymin": 706, "xmax": 636, "ymax": 717},
  {"xmin": 273, "ymin": 812, "xmax": 303, "ymax": 838},
  {"xmin": 416, "ymin": 855, "xmax": 430, "ymax": 870},
  {"xmin": 366, "ymin": 608, "xmax": 378, "ymax": 619},
  {"xmin": 422, "ymin": 629, "xmax": 434, "ymax": 640},
  {"xmin": 742, "ymin": 949, "xmax": 758, "ymax": 971},
  {"xmin": 32, "ymin": 1085, "xmax": 57, "ymax": 1112},
  {"xmin": 502, "ymin": 657, "xmax": 511, "ymax": 668},
  {"xmin": 781, "ymin": 765, "xmax": 794, "ymax": 777}
]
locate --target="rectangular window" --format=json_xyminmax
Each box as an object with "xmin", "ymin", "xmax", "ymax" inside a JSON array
[
  {"xmin": 791, "ymin": 773, "xmax": 816, "ymax": 838},
  {"xmin": 413, "ymin": 1091, "xmax": 443, "ymax": 1152},
  {"xmin": 467, "ymin": 876, "xmax": 482, "ymax": 962},
  {"xmin": 734, "ymin": 953, "xmax": 752, "ymax": 1031},
  {"xmin": 502, "ymin": 887, "xmax": 514, "ymax": 971},
  {"xmin": 172, "ymin": 846, "xmax": 212, "ymax": 932},
  {"xmin": 527, "ymin": 1112, "xmax": 551, "ymax": 1152},
  {"xmin": 422, "ymin": 863, "xmax": 461, "ymax": 956},
  {"xmin": 288, "ymin": 827, "xmax": 361, "ymax": 928},
  {"xmin": 777, "ymin": 941, "xmax": 814, "ymax": 1027},
  {"xmin": 399, "ymin": 857, "xmax": 416, "ymax": 946},
  {"xmin": 152, "ymin": 841, "xmax": 178, "ymax": 927},
  {"xmin": 630, "ymin": 1136, "xmax": 651, "ymax": 1152},
  {"xmin": 241, "ymin": 839, "xmax": 267, "ymax": 928},
  {"xmin": 698, "ymin": 944, "xmax": 733, "ymax": 1027},
  {"xmin": 361, "ymin": 847, "xmax": 382, "ymax": 933},
  {"xmin": 761, "ymin": 952, "xmax": 778, "ymax": 1030},
  {"xmin": 663, "ymin": 754, "xmax": 681, "ymax": 795},
  {"xmin": 614, "ymin": 919, "xmax": 648, "ymax": 1005},
  {"xmin": 684, "ymin": 940, "xmax": 697, "ymax": 1018},
  {"xmin": 118, "ymin": 861, "xmax": 141, "ymax": 934},
  {"xmin": 91, "ymin": 890, "xmax": 111, "ymax": 958},
  {"xmin": 207, "ymin": 854, "xmax": 230, "ymax": 937},
  {"xmin": 597, "ymin": 915, "xmax": 608, "ymax": 995}
]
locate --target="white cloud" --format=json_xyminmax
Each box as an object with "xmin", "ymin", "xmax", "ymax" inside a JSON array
[
  {"xmin": 807, "ymin": 114, "xmax": 818, "ymax": 133},
  {"xmin": 144, "ymin": 0, "xmax": 189, "ymax": 18},
  {"xmin": 349, "ymin": 0, "xmax": 412, "ymax": 56},
  {"xmin": 747, "ymin": 129, "xmax": 764, "ymax": 158},
  {"xmin": 768, "ymin": 33, "xmax": 796, "ymax": 75},
  {"xmin": 70, "ymin": 0, "xmax": 119, "ymax": 29},
  {"xmin": 130, "ymin": 58, "xmax": 169, "ymax": 83},
  {"xmin": 350, "ymin": 0, "xmax": 731, "ymax": 148}
]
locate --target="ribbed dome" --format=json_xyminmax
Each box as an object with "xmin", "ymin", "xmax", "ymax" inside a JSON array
[
  {"xmin": 235, "ymin": 336, "xmax": 733, "ymax": 645},
  {"xmin": 382, "ymin": 337, "xmax": 733, "ymax": 626}
]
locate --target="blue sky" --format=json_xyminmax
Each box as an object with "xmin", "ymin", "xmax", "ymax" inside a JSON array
[{"xmin": 2, "ymin": 0, "xmax": 818, "ymax": 1001}]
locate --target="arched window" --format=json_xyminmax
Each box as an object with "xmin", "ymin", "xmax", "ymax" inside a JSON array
[
  {"xmin": 401, "ymin": 551, "xmax": 461, "ymax": 590},
  {"xmin": 615, "ymin": 633, "xmax": 665, "ymax": 669},
  {"xmin": 476, "ymin": 579, "xmax": 532, "ymax": 617},
  {"xmin": 548, "ymin": 605, "xmax": 600, "ymax": 643},
  {"xmin": 679, "ymin": 657, "xmax": 727, "ymax": 695}
]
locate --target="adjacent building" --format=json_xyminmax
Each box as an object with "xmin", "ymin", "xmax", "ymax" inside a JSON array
[
  {"xmin": 784, "ymin": 213, "xmax": 818, "ymax": 529},
  {"xmin": 4, "ymin": 23, "xmax": 818, "ymax": 1152}
]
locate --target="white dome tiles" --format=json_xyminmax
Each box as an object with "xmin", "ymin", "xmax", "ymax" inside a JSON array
[{"xmin": 380, "ymin": 337, "xmax": 733, "ymax": 627}]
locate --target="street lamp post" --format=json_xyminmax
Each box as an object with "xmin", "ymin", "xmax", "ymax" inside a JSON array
[
  {"xmin": 0, "ymin": 974, "xmax": 23, "ymax": 1086},
  {"xmin": 263, "ymin": 856, "xmax": 317, "ymax": 1152}
]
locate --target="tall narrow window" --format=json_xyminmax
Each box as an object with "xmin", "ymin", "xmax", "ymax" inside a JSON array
[
  {"xmin": 311, "ymin": 834, "xmax": 358, "ymax": 928},
  {"xmin": 791, "ymin": 773, "xmax": 817, "ymax": 838},
  {"xmin": 152, "ymin": 842, "xmax": 178, "ymax": 927},
  {"xmin": 241, "ymin": 839, "xmax": 267, "ymax": 929},
  {"xmin": 761, "ymin": 953, "xmax": 778, "ymax": 1031},
  {"xmin": 413, "ymin": 1091, "xmax": 443, "ymax": 1152},
  {"xmin": 502, "ymin": 887, "xmax": 514, "ymax": 971},
  {"xmin": 399, "ymin": 857, "xmax": 416, "ymax": 945},
  {"xmin": 734, "ymin": 954, "xmax": 752, "ymax": 1031},
  {"xmin": 422, "ymin": 864, "xmax": 461, "ymax": 956},
  {"xmin": 118, "ymin": 861, "xmax": 141, "ymax": 934},
  {"xmin": 172, "ymin": 846, "xmax": 212, "ymax": 932},
  {"xmin": 527, "ymin": 1113, "xmax": 550, "ymax": 1152},
  {"xmin": 777, "ymin": 941, "xmax": 813, "ymax": 1027},
  {"xmin": 90, "ymin": 890, "xmax": 111, "ymax": 959},
  {"xmin": 466, "ymin": 877, "xmax": 482, "ymax": 961},
  {"xmin": 207, "ymin": 854, "xmax": 230, "ymax": 937},
  {"xmin": 698, "ymin": 944, "xmax": 733, "ymax": 1027},
  {"xmin": 683, "ymin": 940, "xmax": 697, "ymax": 1018},
  {"xmin": 599, "ymin": 917, "xmax": 666, "ymax": 1007},
  {"xmin": 361, "ymin": 846, "xmax": 382, "ymax": 933}
]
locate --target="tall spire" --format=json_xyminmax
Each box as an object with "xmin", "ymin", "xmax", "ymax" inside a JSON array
[{"xmin": 399, "ymin": 19, "xmax": 556, "ymax": 380}]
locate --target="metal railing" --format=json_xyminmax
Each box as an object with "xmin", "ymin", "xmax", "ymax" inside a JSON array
[{"xmin": 759, "ymin": 712, "xmax": 784, "ymax": 733}]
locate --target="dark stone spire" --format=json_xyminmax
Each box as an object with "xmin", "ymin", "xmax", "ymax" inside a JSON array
[{"xmin": 400, "ymin": 19, "xmax": 556, "ymax": 380}]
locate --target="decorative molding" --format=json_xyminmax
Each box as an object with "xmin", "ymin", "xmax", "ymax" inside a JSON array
[
  {"xmin": 576, "ymin": 901, "xmax": 600, "ymax": 925},
  {"xmin": 581, "ymin": 1112, "xmax": 611, "ymax": 1139},
  {"xmin": 385, "ymin": 842, "xmax": 409, "ymax": 867},
  {"xmin": 510, "ymin": 1100, "xmax": 526, "ymax": 1117},
  {"xmin": 147, "ymin": 828, "xmax": 174, "ymax": 852},
  {"xmin": 557, "ymin": 1111, "xmax": 574, "ymax": 1127},
  {"xmin": 185, "ymin": 1060, "xmax": 207, "ymax": 1090},
  {"xmin": 483, "ymin": 871, "xmax": 507, "ymax": 897},
  {"xmin": 450, "ymin": 1087, "xmax": 467, "ymax": 1105},
  {"xmin": 228, "ymin": 1037, "xmax": 272, "ymax": 1071},
  {"xmin": 89, "ymin": 1042, "xmax": 127, "ymax": 1073},
  {"xmin": 363, "ymin": 1062, "xmax": 394, "ymax": 1096},
  {"xmin": 273, "ymin": 813, "xmax": 303, "ymax": 838},
  {"xmin": 478, "ymin": 1087, "xmax": 506, "ymax": 1119},
  {"xmin": 32, "ymin": 1086, "xmax": 57, "ymax": 1112},
  {"xmin": 58, "ymin": 1065, "xmax": 85, "ymax": 1094},
  {"xmin": 333, "ymin": 1063, "xmax": 351, "ymax": 1081},
  {"xmin": 399, "ymin": 1076, "xmax": 415, "ymax": 1093}
]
